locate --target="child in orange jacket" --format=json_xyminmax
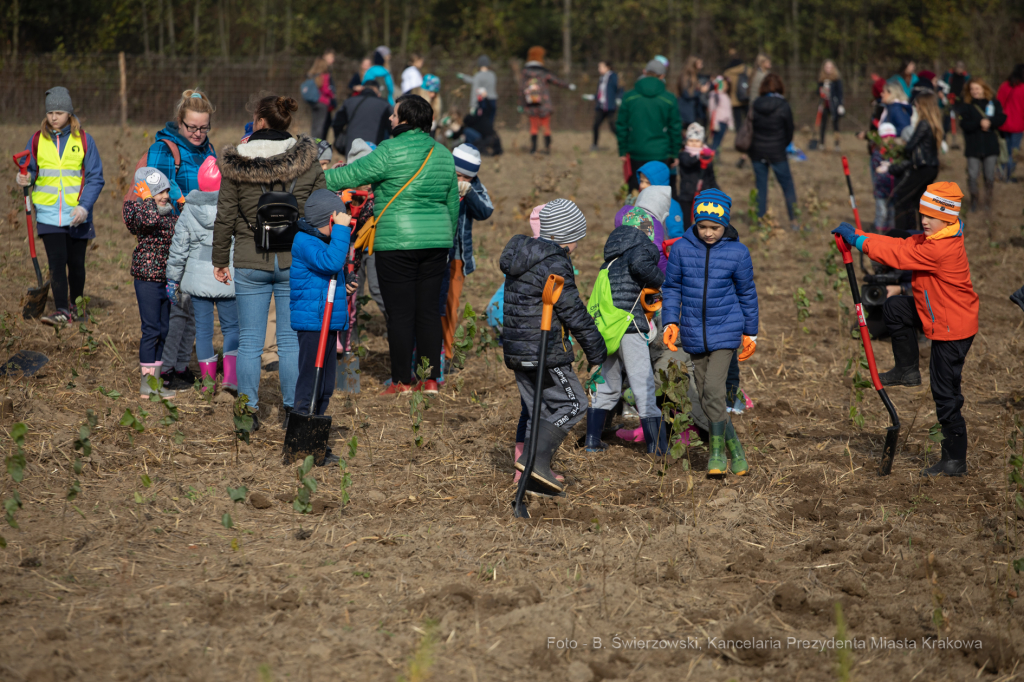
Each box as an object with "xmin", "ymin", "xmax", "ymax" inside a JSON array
[{"xmin": 832, "ymin": 181, "xmax": 978, "ymax": 477}]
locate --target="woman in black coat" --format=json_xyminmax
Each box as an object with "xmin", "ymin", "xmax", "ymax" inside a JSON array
[
  {"xmin": 748, "ymin": 74, "xmax": 798, "ymax": 228},
  {"xmin": 957, "ymin": 78, "xmax": 1007, "ymax": 211},
  {"xmin": 890, "ymin": 92, "xmax": 942, "ymax": 232}
]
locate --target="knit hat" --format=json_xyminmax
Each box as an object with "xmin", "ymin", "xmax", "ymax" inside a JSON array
[
  {"xmin": 304, "ymin": 188, "xmax": 348, "ymax": 229},
  {"xmin": 45, "ymin": 86, "xmax": 74, "ymax": 115},
  {"xmin": 316, "ymin": 139, "xmax": 333, "ymax": 162},
  {"xmin": 877, "ymin": 122, "xmax": 897, "ymax": 138},
  {"xmin": 918, "ymin": 70, "xmax": 936, "ymax": 83},
  {"xmin": 620, "ymin": 207, "xmax": 655, "ymax": 240},
  {"xmin": 527, "ymin": 46, "xmax": 546, "ymax": 63},
  {"xmin": 453, "ymin": 144, "xmax": 482, "ymax": 177},
  {"xmin": 197, "ymin": 156, "xmax": 221, "ymax": 192},
  {"xmin": 529, "ymin": 203, "xmax": 546, "ymax": 238},
  {"xmin": 421, "ymin": 74, "xmax": 440, "ymax": 93},
  {"xmin": 692, "ymin": 188, "xmax": 732, "ymax": 228},
  {"xmin": 134, "ymin": 166, "xmax": 170, "ymax": 196},
  {"xmin": 347, "ymin": 138, "xmax": 377, "ymax": 164},
  {"xmin": 654, "ymin": 55, "xmax": 670, "ymax": 68},
  {"xmin": 645, "ymin": 59, "xmax": 666, "ymax": 77},
  {"xmin": 686, "ymin": 122, "xmax": 706, "ymax": 142},
  {"xmin": 478, "ymin": 55, "xmax": 492, "ymax": 68},
  {"xmin": 539, "ymin": 199, "xmax": 587, "ymax": 244},
  {"xmin": 919, "ymin": 181, "xmax": 963, "ymax": 222}
]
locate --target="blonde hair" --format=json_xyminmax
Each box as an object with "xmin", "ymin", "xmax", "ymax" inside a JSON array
[
  {"xmin": 174, "ymin": 89, "xmax": 216, "ymax": 124},
  {"xmin": 678, "ymin": 56, "xmax": 702, "ymax": 94},
  {"xmin": 413, "ymin": 88, "xmax": 443, "ymax": 123},
  {"xmin": 41, "ymin": 114, "xmax": 81, "ymax": 137},
  {"xmin": 819, "ymin": 60, "xmax": 840, "ymax": 82},
  {"xmin": 883, "ymin": 82, "xmax": 907, "ymax": 103},
  {"xmin": 960, "ymin": 78, "xmax": 994, "ymax": 104},
  {"xmin": 913, "ymin": 92, "xmax": 944, "ymax": 148},
  {"xmin": 307, "ymin": 57, "xmax": 329, "ymax": 78}
]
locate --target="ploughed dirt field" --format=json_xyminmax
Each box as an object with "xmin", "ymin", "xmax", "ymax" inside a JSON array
[{"xmin": 0, "ymin": 123, "xmax": 1022, "ymax": 682}]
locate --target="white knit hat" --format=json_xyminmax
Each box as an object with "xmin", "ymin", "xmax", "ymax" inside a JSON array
[
  {"xmin": 686, "ymin": 122, "xmax": 705, "ymax": 142},
  {"xmin": 539, "ymin": 199, "xmax": 587, "ymax": 244}
]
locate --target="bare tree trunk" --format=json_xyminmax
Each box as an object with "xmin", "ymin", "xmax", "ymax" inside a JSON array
[
  {"xmin": 362, "ymin": 12, "xmax": 370, "ymax": 54},
  {"xmin": 119, "ymin": 52, "xmax": 128, "ymax": 130},
  {"xmin": 12, "ymin": 0, "xmax": 19, "ymax": 68},
  {"xmin": 259, "ymin": 0, "xmax": 267, "ymax": 59},
  {"xmin": 192, "ymin": 0, "xmax": 199, "ymax": 79},
  {"xmin": 284, "ymin": 0, "xmax": 292, "ymax": 54},
  {"xmin": 167, "ymin": 0, "xmax": 177, "ymax": 57},
  {"xmin": 789, "ymin": 0, "xmax": 799, "ymax": 99},
  {"xmin": 690, "ymin": 0, "xmax": 699, "ymax": 57},
  {"xmin": 219, "ymin": 0, "xmax": 229, "ymax": 60},
  {"xmin": 157, "ymin": 0, "xmax": 165, "ymax": 56},
  {"xmin": 562, "ymin": 0, "xmax": 571, "ymax": 77},
  {"xmin": 384, "ymin": 0, "xmax": 391, "ymax": 48},
  {"xmin": 399, "ymin": 0, "xmax": 410, "ymax": 61},
  {"xmin": 142, "ymin": 0, "xmax": 151, "ymax": 60}
]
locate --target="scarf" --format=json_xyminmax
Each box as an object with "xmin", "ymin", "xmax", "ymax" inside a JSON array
[
  {"xmin": 926, "ymin": 218, "xmax": 963, "ymax": 241},
  {"xmin": 247, "ymin": 128, "xmax": 293, "ymax": 142}
]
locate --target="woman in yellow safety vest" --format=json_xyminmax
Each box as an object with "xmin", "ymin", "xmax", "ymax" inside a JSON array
[{"xmin": 15, "ymin": 87, "xmax": 105, "ymax": 327}]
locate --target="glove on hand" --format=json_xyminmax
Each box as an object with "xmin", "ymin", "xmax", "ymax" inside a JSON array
[
  {"xmin": 739, "ymin": 335, "xmax": 757, "ymax": 361},
  {"xmin": 831, "ymin": 222, "xmax": 858, "ymax": 247},
  {"xmin": 134, "ymin": 181, "xmax": 152, "ymax": 200},
  {"xmin": 70, "ymin": 206, "xmax": 89, "ymax": 226},
  {"xmin": 663, "ymin": 324, "xmax": 680, "ymax": 352},
  {"xmin": 458, "ymin": 180, "xmax": 472, "ymax": 198},
  {"xmin": 165, "ymin": 281, "xmax": 179, "ymax": 305}
]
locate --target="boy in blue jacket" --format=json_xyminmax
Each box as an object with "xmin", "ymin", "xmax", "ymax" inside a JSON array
[
  {"xmin": 661, "ymin": 189, "xmax": 759, "ymax": 476},
  {"xmin": 291, "ymin": 189, "xmax": 353, "ymax": 463}
]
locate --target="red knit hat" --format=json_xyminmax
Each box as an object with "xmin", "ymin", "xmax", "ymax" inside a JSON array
[{"xmin": 919, "ymin": 181, "xmax": 962, "ymax": 222}]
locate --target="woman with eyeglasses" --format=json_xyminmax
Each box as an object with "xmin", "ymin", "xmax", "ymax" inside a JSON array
[{"xmin": 147, "ymin": 89, "xmax": 217, "ymax": 391}]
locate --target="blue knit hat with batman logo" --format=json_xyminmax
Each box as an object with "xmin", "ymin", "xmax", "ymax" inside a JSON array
[{"xmin": 692, "ymin": 188, "xmax": 732, "ymax": 228}]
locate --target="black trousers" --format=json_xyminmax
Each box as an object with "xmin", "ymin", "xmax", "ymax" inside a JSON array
[
  {"xmin": 893, "ymin": 166, "xmax": 939, "ymax": 233},
  {"xmin": 884, "ymin": 295, "xmax": 974, "ymax": 434},
  {"xmin": 819, "ymin": 105, "xmax": 840, "ymax": 144},
  {"xmin": 375, "ymin": 248, "xmax": 448, "ymax": 383},
  {"xmin": 40, "ymin": 233, "xmax": 88, "ymax": 313},
  {"xmin": 294, "ymin": 330, "xmax": 338, "ymax": 416},
  {"xmin": 593, "ymin": 109, "xmax": 616, "ymax": 146}
]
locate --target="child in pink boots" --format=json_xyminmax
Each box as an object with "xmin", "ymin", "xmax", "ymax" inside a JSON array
[{"xmin": 165, "ymin": 157, "xmax": 239, "ymax": 394}]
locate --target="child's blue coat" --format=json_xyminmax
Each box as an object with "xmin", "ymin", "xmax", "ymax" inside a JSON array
[{"xmin": 290, "ymin": 219, "xmax": 351, "ymax": 332}]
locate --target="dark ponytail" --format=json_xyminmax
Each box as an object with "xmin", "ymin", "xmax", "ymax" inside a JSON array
[{"xmin": 253, "ymin": 95, "xmax": 299, "ymax": 131}]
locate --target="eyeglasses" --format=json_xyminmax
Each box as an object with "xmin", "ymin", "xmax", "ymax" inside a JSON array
[{"xmin": 182, "ymin": 123, "xmax": 211, "ymax": 134}]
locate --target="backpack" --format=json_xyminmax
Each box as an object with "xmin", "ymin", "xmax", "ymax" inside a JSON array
[
  {"xmin": 123, "ymin": 139, "xmax": 180, "ymax": 204},
  {"xmin": 586, "ymin": 258, "xmax": 635, "ymax": 355},
  {"xmin": 248, "ymin": 180, "xmax": 300, "ymax": 251},
  {"xmin": 300, "ymin": 77, "xmax": 320, "ymax": 104},
  {"xmin": 523, "ymin": 74, "xmax": 544, "ymax": 105},
  {"xmin": 736, "ymin": 71, "xmax": 751, "ymax": 105}
]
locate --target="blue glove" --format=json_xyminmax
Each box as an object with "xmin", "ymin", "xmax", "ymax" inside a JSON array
[
  {"xmin": 831, "ymin": 222, "xmax": 858, "ymax": 247},
  {"xmin": 166, "ymin": 281, "xmax": 179, "ymax": 305}
]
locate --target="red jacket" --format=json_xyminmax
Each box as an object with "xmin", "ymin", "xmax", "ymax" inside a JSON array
[
  {"xmin": 858, "ymin": 222, "xmax": 979, "ymax": 341},
  {"xmin": 997, "ymin": 81, "xmax": 1024, "ymax": 134}
]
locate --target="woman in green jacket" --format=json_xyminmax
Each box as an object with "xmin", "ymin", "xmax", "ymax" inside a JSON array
[{"xmin": 325, "ymin": 94, "xmax": 459, "ymax": 394}]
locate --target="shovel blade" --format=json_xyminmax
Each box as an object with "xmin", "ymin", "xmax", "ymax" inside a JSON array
[
  {"xmin": 21, "ymin": 282, "xmax": 50, "ymax": 320},
  {"xmin": 0, "ymin": 350, "xmax": 49, "ymax": 377},
  {"xmin": 282, "ymin": 413, "xmax": 332, "ymax": 466},
  {"xmin": 877, "ymin": 425, "xmax": 900, "ymax": 476}
]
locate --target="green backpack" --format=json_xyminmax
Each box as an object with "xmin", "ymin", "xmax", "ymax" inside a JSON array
[{"xmin": 587, "ymin": 258, "xmax": 635, "ymax": 355}]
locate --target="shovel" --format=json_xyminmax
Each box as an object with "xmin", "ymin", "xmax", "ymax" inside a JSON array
[
  {"xmin": 513, "ymin": 274, "xmax": 564, "ymax": 519},
  {"xmin": 834, "ymin": 235, "xmax": 901, "ymax": 476},
  {"xmin": 13, "ymin": 151, "xmax": 50, "ymax": 320},
  {"xmin": 0, "ymin": 350, "xmax": 49, "ymax": 377},
  {"xmin": 282, "ymin": 274, "xmax": 338, "ymax": 467}
]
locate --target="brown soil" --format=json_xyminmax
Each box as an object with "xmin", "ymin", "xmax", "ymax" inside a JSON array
[{"xmin": 0, "ymin": 126, "xmax": 1022, "ymax": 681}]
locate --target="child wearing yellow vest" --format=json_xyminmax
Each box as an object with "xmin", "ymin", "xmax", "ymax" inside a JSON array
[{"xmin": 15, "ymin": 87, "xmax": 105, "ymax": 327}]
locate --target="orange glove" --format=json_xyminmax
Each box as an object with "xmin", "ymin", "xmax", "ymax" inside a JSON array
[
  {"xmin": 134, "ymin": 181, "xmax": 152, "ymax": 200},
  {"xmin": 739, "ymin": 335, "xmax": 757, "ymax": 361},
  {"xmin": 176, "ymin": 196, "xmax": 186, "ymax": 207},
  {"xmin": 663, "ymin": 323, "xmax": 680, "ymax": 352}
]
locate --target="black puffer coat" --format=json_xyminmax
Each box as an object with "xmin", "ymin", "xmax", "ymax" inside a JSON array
[
  {"xmin": 601, "ymin": 225, "xmax": 665, "ymax": 335},
  {"xmin": 749, "ymin": 94, "xmax": 794, "ymax": 164},
  {"xmin": 500, "ymin": 235, "xmax": 606, "ymax": 371},
  {"xmin": 957, "ymin": 99, "xmax": 1007, "ymax": 159},
  {"xmin": 891, "ymin": 120, "xmax": 939, "ymax": 174}
]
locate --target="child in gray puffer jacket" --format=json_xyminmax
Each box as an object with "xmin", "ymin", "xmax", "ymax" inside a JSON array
[{"xmin": 165, "ymin": 158, "xmax": 238, "ymax": 394}]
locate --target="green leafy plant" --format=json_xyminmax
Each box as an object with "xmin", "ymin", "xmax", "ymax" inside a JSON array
[
  {"xmin": 833, "ymin": 602, "xmax": 854, "ymax": 682},
  {"xmin": 339, "ymin": 436, "xmax": 356, "ymax": 507},
  {"xmin": 409, "ymin": 358, "xmax": 432, "ymax": 448},
  {"xmin": 233, "ymin": 395, "xmax": 254, "ymax": 444},
  {"xmin": 1009, "ymin": 415, "xmax": 1024, "ymax": 513},
  {"xmin": 293, "ymin": 456, "xmax": 316, "ymax": 514},
  {"xmin": 793, "ymin": 287, "xmax": 812, "ymax": 333},
  {"xmin": 119, "ymin": 408, "xmax": 146, "ymax": 439},
  {"xmin": 74, "ymin": 296, "xmax": 100, "ymax": 358},
  {"xmin": 399, "ymin": 620, "xmax": 439, "ymax": 682},
  {"xmin": 193, "ymin": 375, "xmax": 216, "ymax": 402},
  {"xmin": 68, "ymin": 410, "xmax": 96, "ymax": 504},
  {"xmin": 0, "ymin": 312, "xmax": 21, "ymax": 353},
  {"xmin": 98, "ymin": 386, "xmax": 121, "ymax": 399},
  {"xmin": 223, "ymin": 485, "xmax": 248, "ymax": 530},
  {"xmin": 147, "ymin": 381, "xmax": 179, "ymax": 426},
  {"xmin": 655, "ymin": 363, "xmax": 694, "ymax": 468},
  {"xmin": 1, "ymin": 422, "xmax": 28, "ymax": 548}
]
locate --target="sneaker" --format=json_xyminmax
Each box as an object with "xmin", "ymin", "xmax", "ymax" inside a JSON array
[
  {"xmin": 162, "ymin": 372, "xmax": 193, "ymax": 391},
  {"xmin": 40, "ymin": 310, "xmax": 72, "ymax": 327},
  {"xmin": 250, "ymin": 412, "xmax": 261, "ymax": 432},
  {"xmin": 176, "ymin": 368, "xmax": 197, "ymax": 385},
  {"xmin": 380, "ymin": 382, "xmax": 415, "ymax": 395},
  {"xmin": 418, "ymin": 380, "xmax": 439, "ymax": 395},
  {"xmin": 320, "ymin": 447, "xmax": 340, "ymax": 466}
]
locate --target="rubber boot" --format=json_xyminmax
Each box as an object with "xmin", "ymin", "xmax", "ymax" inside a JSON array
[
  {"xmin": 198, "ymin": 358, "xmax": 218, "ymax": 392},
  {"xmin": 878, "ymin": 328, "xmax": 921, "ymax": 387},
  {"xmin": 530, "ymin": 135, "xmax": 538, "ymax": 154},
  {"xmin": 707, "ymin": 421, "xmax": 727, "ymax": 475},
  {"xmin": 585, "ymin": 408, "xmax": 609, "ymax": 452},
  {"xmin": 222, "ymin": 352, "xmax": 238, "ymax": 395},
  {"xmin": 1010, "ymin": 285, "xmax": 1024, "ymax": 314},
  {"xmin": 725, "ymin": 421, "xmax": 748, "ymax": 475},
  {"xmin": 543, "ymin": 135, "xmax": 551, "ymax": 154},
  {"xmin": 514, "ymin": 441, "xmax": 565, "ymax": 483},
  {"xmin": 969, "ymin": 193, "xmax": 979, "ymax": 213},
  {"xmin": 514, "ymin": 420, "xmax": 566, "ymax": 492},
  {"xmin": 640, "ymin": 417, "xmax": 669, "ymax": 457},
  {"xmin": 141, "ymin": 362, "xmax": 175, "ymax": 398},
  {"xmin": 921, "ymin": 426, "xmax": 968, "ymax": 477}
]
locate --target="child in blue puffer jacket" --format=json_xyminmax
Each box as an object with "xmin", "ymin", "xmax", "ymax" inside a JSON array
[
  {"xmin": 291, "ymin": 189, "xmax": 353, "ymax": 464},
  {"xmin": 661, "ymin": 189, "xmax": 758, "ymax": 477}
]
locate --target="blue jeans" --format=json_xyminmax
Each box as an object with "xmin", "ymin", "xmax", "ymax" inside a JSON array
[
  {"xmin": 752, "ymin": 159, "xmax": 798, "ymax": 220},
  {"xmin": 294, "ymin": 330, "xmax": 337, "ymax": 416},
  {"xmin": 134, "ymin": 280, "xmax": 170, "ymax": 363},
  {"xmin": 234, "ymin": 257, "xmax": 299, "ymax": 410},
  {"xmin": 1004, "ymin": 131, "xmax": 1022, "ymax": 180},
  {"xmin": 711, "ymin": 125, "xmax": 727, "ymax": 151},
  {"xmin": 193, "ymin": 297, "xmax": 239, "ymax": 361}
]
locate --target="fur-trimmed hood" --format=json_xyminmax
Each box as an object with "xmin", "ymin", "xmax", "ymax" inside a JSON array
[{"xmin": 219, "ymin": 135, "xmax": 319, "ymax": 185}]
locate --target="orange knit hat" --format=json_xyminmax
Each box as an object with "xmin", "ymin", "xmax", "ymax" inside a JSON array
[
  {"xmin": 919, "ymin": 181, "xmax": 963, "ymax": 222},
  {"xmin": 527, "ymin": 46, "xmax": 546, "ymax": 63}
]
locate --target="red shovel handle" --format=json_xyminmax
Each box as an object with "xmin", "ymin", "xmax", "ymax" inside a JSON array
[
  {"xmin": 13, "ymin": 151, "xmax": 37, "ymax": 261},
  {"xmin": 314, "ymin": 277, "xmax": 338, "ymax": 370}
]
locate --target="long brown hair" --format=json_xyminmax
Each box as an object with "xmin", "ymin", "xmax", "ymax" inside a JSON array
[
  {"xmin": 960, "ymin": 78, "xmax": 994, "ymax": 104},
  {"xmin": 818, "ymin": 60, "xmax": 840, "ymax": 82},
  {"xmin": 913, "ymin": 92, "xmax": 944, "ymax": 148},
  {"xmin": 759, "ymin": 73, "xmax": 785, "ymax": 96},
  {"xmin": 677, "ymin": 56, "xmax": 701, "ymax": 94},
  {"xmin": 307, "ymin": 57, "xmax": 329, "ymax": 78},
  {"xmin": 41, "ymin": 114, "xmax": 81, "ymax": 137}
]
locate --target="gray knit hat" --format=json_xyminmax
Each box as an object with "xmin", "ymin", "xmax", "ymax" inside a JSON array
[
  {"xmin": 316, "ymin": 139, "xmax": 333, "ymax": 162},
  {"xmin": 45, "ymin": 86, "xmax": 74, "ymax": 115},
  {"xmin": 347, "ymin": 138, "xmax": 377, "ymax": 164},
  {"xmin": 477, "ymin": 55, "xmax": 492, "ymax": 68},
  {"xmin": 134, "ymin": 167, "xmax": 170, "ymax": 197},
  {"xmin": 645, "ymin": 59, "xmax": 666, "ymax": 77},
  {"xmin": 539, "ymin": 199, "xmax": 587, "ymax": 244},
  {"xmin": 304, "ymin": 188, "xmax": 347, "ymax": 230}
]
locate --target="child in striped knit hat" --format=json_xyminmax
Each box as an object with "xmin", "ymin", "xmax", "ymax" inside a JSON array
[
  {"xmin": 832, "ymin": 181, "xmax": 979, "ymax": 477},
  {"xmin": 500, "ymin": 199, "xmax": 607, "ymax": 495}
]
